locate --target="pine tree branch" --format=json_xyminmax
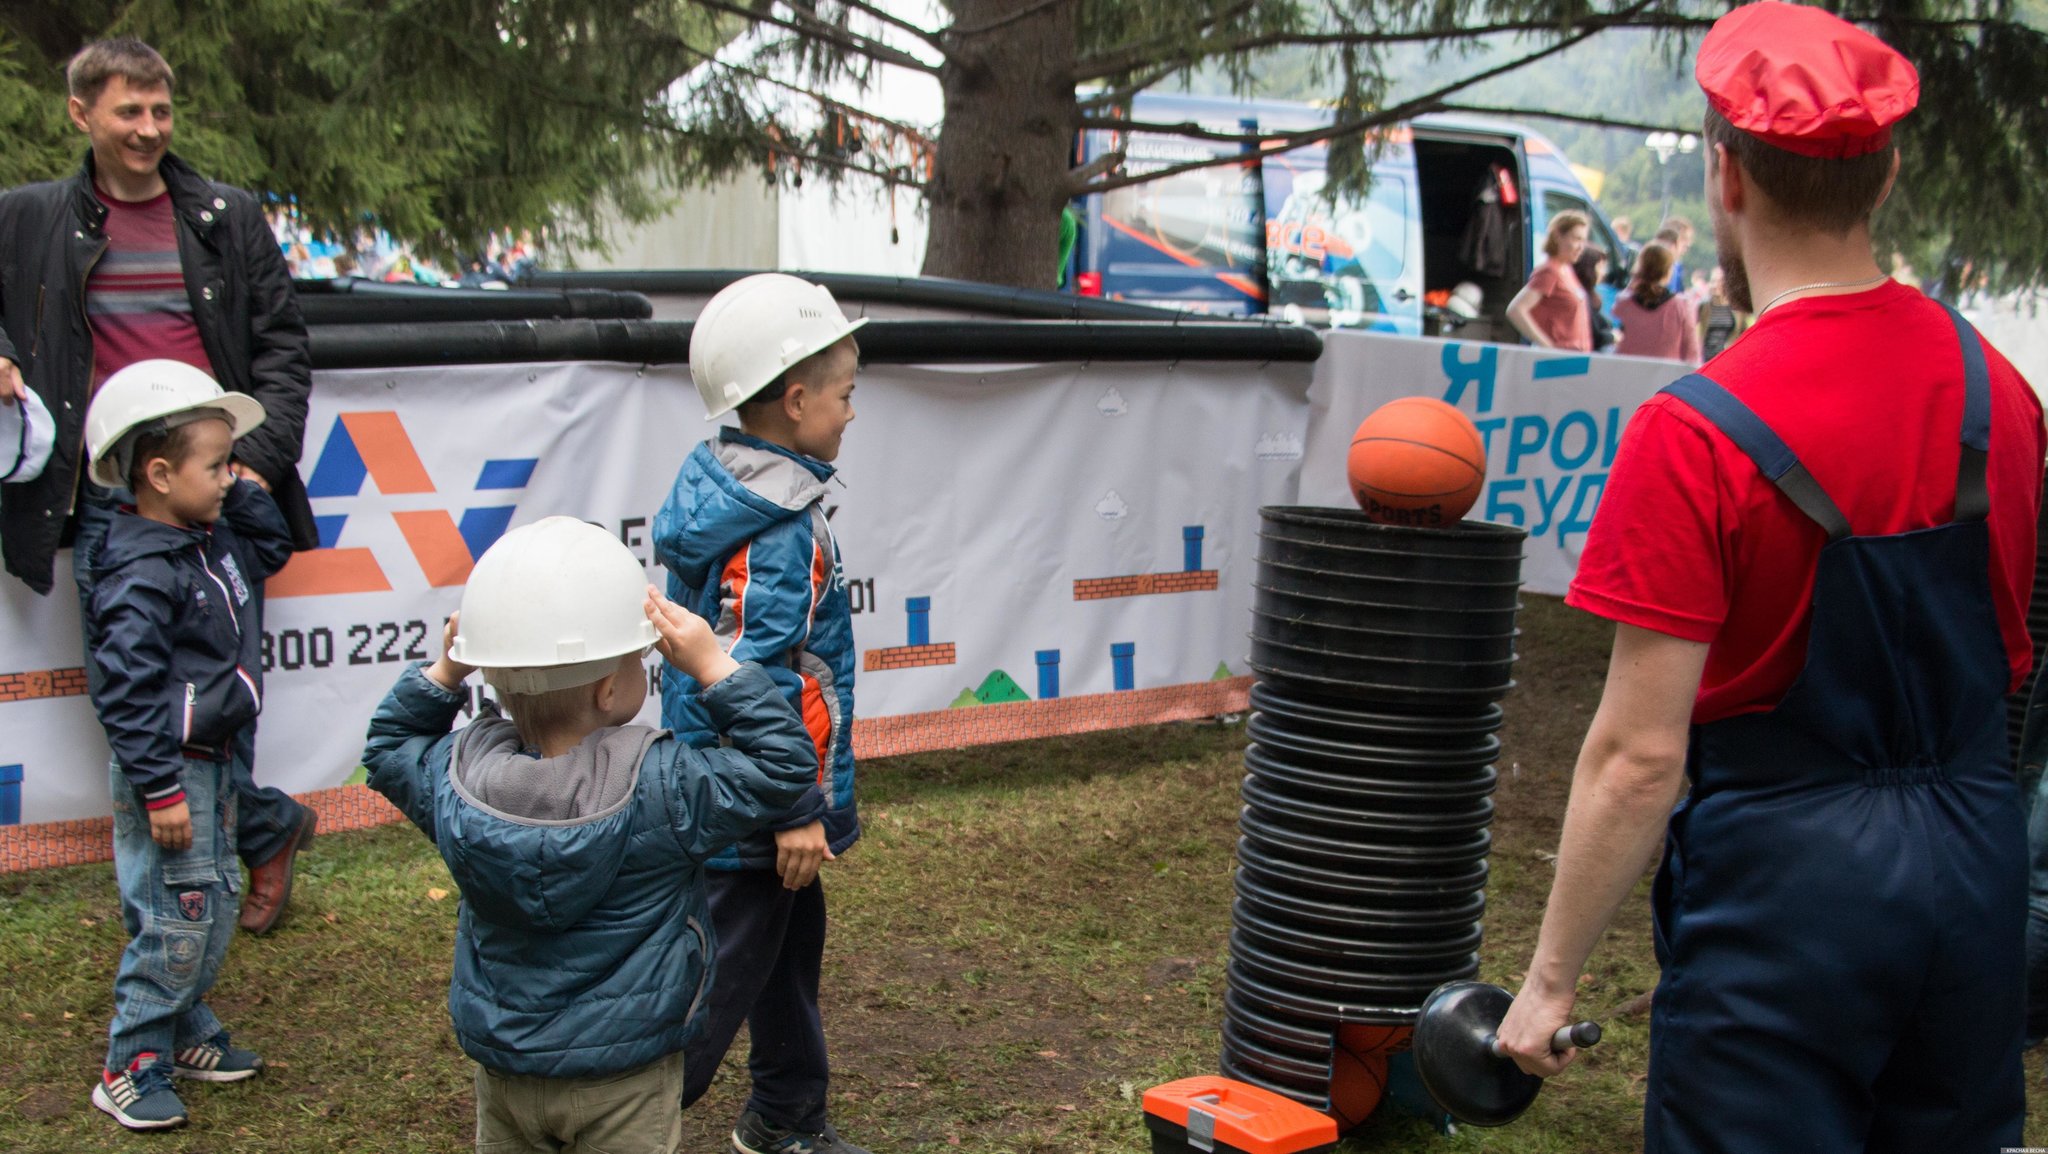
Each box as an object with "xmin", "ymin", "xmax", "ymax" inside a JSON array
[
  {"xmin": 1431, "ymin": 103, "xmax": 1692, "ymax": 135},
  {"xmin": 946, "ymin": 0, "xmax": 1076, "ymax": 39},
  {"xmin": 1072, "ymin": 2, "xmax": 1650, "ymax": 198},
  {"xmin": 1065, "ymin": 148, "xmax": 1127, "ymax": 193},
  {"xmin": 671, "ymin": 34, "xmax": 937, "ymax": 150},
  {"xmin": 1077, "ymin": 60, "xmax": 1194, "ymax": 113},
  {"xmin": 1072, "ymin": 9, "xmax": 2019, "ymax": 83},
  {"xmin": 1071, "ymin": 1, "xmax": 1259, "ymax": 85},
  {"xmin": 835, "ymin": 0, "xmax": 955, "ymax": 56},
  {"xmin": 686, "ymin": 0, "xmax": 943, "ymax": 74}
]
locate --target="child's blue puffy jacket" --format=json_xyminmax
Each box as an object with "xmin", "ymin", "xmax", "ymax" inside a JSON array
[
  {"xmin": 654, "ymin": 428, "xmax": 860, "ymax": 867},
  {"xmin": 362, "ymin": 661, "xmax": 822, "ymax": 1078}
]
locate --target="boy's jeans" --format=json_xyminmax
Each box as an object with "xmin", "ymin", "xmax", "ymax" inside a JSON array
[
  {"xmin": 74, "ymin": 483, "xmax": 305, "ymax": 867},
  {"xmin": 106, "ymin": 754, "xmax": 242, "ymax": 1073}
]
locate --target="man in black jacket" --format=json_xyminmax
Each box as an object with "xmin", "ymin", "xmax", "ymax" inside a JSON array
[{"xmin": 0, "ymin": 37, "xmax": 317, "ymax": 933}]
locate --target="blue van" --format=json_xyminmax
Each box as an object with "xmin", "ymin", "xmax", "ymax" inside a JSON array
[{"xmin": 1068, "ymin": 92, "xmax": 1623, "ymax": 337}]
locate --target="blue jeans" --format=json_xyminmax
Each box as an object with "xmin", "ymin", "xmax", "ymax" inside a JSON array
[
  {"xmin": 74, "ymin": 484, "xmax": 304, "ymax": 866},
  {"xmin": 106, "ymin": 754, "xmax": 241, "ymax": 1073}
]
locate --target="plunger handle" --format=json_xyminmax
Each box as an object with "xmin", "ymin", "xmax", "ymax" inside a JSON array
[{"xmin": 1485, "ymin": 1021, "xmax": 1602, "ymax": 1058}]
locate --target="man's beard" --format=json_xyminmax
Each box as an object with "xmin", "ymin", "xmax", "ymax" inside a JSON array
[{"xmin": 1719, "ymin": 244, "xmax": 1753, "ymax": 313}]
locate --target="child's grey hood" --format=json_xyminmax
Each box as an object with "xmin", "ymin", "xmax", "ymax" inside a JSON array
[{"xmin": 441, "ymin": 719, "xmax": 663, "ymax": 929}]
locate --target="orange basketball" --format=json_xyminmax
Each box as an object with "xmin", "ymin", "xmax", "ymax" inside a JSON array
[
  {"xmin": 1337, "ymin": 1022, "xmax": 1414, "ymax": 1057},
  {"xmin": 1347, "ymin": 397, "xmax": 1486, "ymax": 527},
  {"xmin": 1326, "ymin": 1036, "xmax": 1389, "ymax": 1131}
]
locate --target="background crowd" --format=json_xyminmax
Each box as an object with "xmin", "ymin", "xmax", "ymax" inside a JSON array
[{"xmin": 265, "ymin": 208, "xmax": 542, "ymax": 288}]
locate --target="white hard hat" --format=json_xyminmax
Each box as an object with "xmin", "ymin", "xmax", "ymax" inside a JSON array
[
  {"xmin": 1447, "ymin": 282, "xmax": 1484, "ymax": 320},
  {"xmin": 690, "ymin": 274, "xmax": 868, "ymax": 420},
  {"xmin": 451, "ymin": 516, "xmax": 660, "ymax": 695},
  {"xmin": 85, "ymin": 360, "xmax": 266, "ymax": 488}
]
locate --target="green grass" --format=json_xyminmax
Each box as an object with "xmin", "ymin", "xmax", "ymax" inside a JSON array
[{"xmin": 2, "ymin": 596, "xmax": 2043, "ymax": 1151}]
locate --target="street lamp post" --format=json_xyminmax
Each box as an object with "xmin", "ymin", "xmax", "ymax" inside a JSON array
[{"xmin": 1644, "ymin": 131, "xmax": 1698, "ymax": 223}]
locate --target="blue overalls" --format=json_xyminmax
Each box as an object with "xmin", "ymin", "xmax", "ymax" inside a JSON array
[{"xmin": 1642, "ymin": 308, "xmax": 2026, "ymax": 1152}]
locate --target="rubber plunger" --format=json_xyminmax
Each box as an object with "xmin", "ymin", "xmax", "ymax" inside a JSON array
[{"xmin": 1411, "ymin": 980, "xmax": 1602, "ymax": 1127}]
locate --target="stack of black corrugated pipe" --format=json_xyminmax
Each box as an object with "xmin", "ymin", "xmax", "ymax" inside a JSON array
[{"xmin": 1220, "ymin": 506, "xmax": 1528, "ymax": 1119}]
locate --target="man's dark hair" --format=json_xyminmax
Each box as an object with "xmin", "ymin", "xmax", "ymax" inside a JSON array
[
  {"xmin": 67, "ymin": 38, "xmax": 174, "ymax": 107},
  {"xmin": 1703, "ymin": 108, "xmax": 1896, "ymax": 235}
]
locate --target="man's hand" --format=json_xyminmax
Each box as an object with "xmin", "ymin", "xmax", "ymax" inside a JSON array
[
  {"xmin": 149, "ymin": 800, "xmax": 193, "ymax": 852},
  {"xmin": 646, "ymin": 586, "xmax": 738, "ymax": 686},
  {"xmin": 0, "ymin": 358, "xmax": 25, "ymax": 407},
  {"xmin": 230, "ymin": 461, "xmax": 272, "ymax": 492},
  {"xmin": 774, "ymin": 820, "xmax": 832, "ymax": 890},
  {"xmin": 1496, "ymin": 981, "xmax": 1582, "ymax": 1078},
  {"xmin": 425, "ymin": 612, "xmax": 477, "ymax": 691}
]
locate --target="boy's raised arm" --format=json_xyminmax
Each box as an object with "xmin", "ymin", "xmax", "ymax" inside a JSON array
[
  {"xmin": 645, "ymin": 588, "xmax": 823, "ymax": 860},
  {"xmin": 361, "ymin": 617, "xmax": 475, "ymax": 839}
]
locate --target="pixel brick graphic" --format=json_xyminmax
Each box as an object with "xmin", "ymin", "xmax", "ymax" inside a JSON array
[{"xmin": 1073, "ymin": 526, "xmax": 1220, "ymax": 600}]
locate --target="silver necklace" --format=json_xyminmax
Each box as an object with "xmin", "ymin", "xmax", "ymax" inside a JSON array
[{"xmin": 1756, "ymin": 273, "xmax": 1890, "ymax": 317}]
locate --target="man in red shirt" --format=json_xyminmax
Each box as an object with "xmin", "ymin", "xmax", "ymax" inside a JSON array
[
  {"xmin": 1496, "ymin": 4, "xmax": 2042, "ymax": 1150},
  {"xmin": 0, "ymin": 39, "xmax": 319, "ymax": 936}
]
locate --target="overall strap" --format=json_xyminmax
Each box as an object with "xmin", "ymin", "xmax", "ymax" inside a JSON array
[
  {"xmin": 1940, "ymin": 303, "xmax": 1992, "ymax": 524},
  {"xmin": 1660, "ymin": 374, "xmax": 1852, "ymax": 542}
]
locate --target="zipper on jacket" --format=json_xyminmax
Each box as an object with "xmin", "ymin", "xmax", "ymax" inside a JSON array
[
  {"xmin": 234, "ymin": 664, "xmax": 261, "ymax": 712},
  {"xmin": 197, "ymin": 545, "xmax": 241, "ymax": 637},
  {"xmin": 682, "ymin": 916, "xmax": 712, "ymax": 1027},
  {"xmin": 182, "ymin": 683, "xmax": 196, "ymax": 743},
  {"xmin": 77, "ymin": 235, "xmax": 108, "ymax": 425},
  {"xmin": 30, "ymin": 286, "xmax": 43, "ymax": 358}
]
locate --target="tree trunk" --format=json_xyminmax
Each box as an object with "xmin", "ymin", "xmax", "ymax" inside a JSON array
[{"xmin": 920, "ymin": 0, "xmax": 1079, "ymax": 290}]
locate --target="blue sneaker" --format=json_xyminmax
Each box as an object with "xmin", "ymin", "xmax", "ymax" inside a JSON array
[
  {"xmin": 92, "ymin": 1054, "xmax": 188, "ymax": 1130},
  {"xmin": 731, "ymin": 1110, "xmax": 871, "ymax": 1154},
  {"xmin": 174, "ymin": 1030, "xmax": 265, "ymax": 1082}
]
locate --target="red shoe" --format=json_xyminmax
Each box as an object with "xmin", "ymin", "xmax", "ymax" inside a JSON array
[{"xmin": 239, "ymin": 809, "xmax": 316, "ymax": 934}]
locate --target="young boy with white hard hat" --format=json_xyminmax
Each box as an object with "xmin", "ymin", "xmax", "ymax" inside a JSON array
[
  {"xmin": 79, "ymin": 359, "xmax": 293, "ymax": 1131},
  {"xmin": 361, "ymin": 515, "xmax": 824, "ymax": 1154},
  {"xmin": 657, "ymin": 273, "xmax": 869, "ymax": 1154}
]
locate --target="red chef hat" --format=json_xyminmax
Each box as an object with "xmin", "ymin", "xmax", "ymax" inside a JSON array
[{"xmin": 1695, "ymin": 1, "xmax": 1919, "ymax": 159}]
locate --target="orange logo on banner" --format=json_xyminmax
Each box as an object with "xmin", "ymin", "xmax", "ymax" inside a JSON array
[{"xmin": 267, "ymin": 412, "xmax": 532, "ymax": 598}]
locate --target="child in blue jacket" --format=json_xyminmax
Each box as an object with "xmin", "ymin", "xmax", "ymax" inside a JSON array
[
  {"xmin": 362, "ymin": 516, "xmax": 823, "ymax": 1154},
  {"xmin": 81, "ymin": 361, "xmax": 291, "ymax": 1131},
  {"xmin": 657, "ymin": 273, "xmax": 868, "ymax": 1154}
]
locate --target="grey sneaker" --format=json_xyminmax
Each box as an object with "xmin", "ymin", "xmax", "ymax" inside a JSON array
[
  {"xmin": 92, "ymin": 1054, "xmax": 189, "ymax": 1130},
  {"xmin": 173, "ymin": 1030, "xmax": 265, "ymax": 1082},
  {"xmin": 731, "ymin": 1109, "xmax": 872, "ymax": 1154}
]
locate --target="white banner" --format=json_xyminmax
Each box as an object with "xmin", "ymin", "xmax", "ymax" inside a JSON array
[
  {"xmin": 1, "ymin": 332, "xmax": 1685, "ymax": 827},
  {"xmin": 1302, "ymin": 331, "xmax": 1686, "ymax": 595},
  {"xmin": 2, "ymin": 357, "xmax": 1312, "ymax": 824}
]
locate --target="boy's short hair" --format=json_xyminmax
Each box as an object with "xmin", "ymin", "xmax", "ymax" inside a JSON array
[
  {"xmin": 1703, "ymin": 107, "xmax": 1896, "ymax": 235},
  {"xmin": 496, "ymin": 685, "xmax": 590, "ymax": 748},
  {"xmin": 67, "ymin": 38, "xmax": 174, "ymax": 106},
  {"xmin": 121, "ymin": 421, "xmax": 208, "ymax": 492},
  {"xmin": 736, "ymin": 337, "xmax": 859, "ymax": 423},
  {"xmin": 1658, "ymin": 215, "xmax": 1694, "ymax": 242}
]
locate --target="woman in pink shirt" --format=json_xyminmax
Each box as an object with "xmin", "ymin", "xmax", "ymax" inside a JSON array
[
  {"xmin": 1613, "ymin": 241, "xmax": 1702, "ymax": 363},
  {"xmin": 1506, "ymin": 211, "xmax": 1592, "ymax": 352}
]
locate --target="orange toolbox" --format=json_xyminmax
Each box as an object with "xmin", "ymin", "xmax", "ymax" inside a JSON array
[{"xmin": 1142, "ymin": 1076, "xmax": 1338, "ymax": 1154}]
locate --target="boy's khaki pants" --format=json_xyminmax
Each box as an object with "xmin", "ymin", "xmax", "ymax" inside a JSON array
[{"xmin": 474, "ymin": 1052, "xmax": 684, "ymax": 1153}]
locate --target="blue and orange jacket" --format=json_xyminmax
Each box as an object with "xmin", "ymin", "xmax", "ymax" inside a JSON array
[{"xmin": 655, "ymin": 428, "xmax": 858, "ymax": 868}]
